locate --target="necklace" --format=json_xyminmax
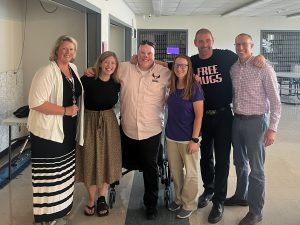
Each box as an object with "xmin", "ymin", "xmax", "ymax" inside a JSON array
[{"xmin": 63, "ymin": 67, "xmax": 76, "ymax": 105}]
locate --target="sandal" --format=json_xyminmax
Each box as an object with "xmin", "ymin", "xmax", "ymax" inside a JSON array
[
  {"xmin": 96, "ymin": 196, "xmax": 109, "ymax": 217},
  {"xmin": 84, "ymin": 204, "xmax": 95, "ymax": 216}
]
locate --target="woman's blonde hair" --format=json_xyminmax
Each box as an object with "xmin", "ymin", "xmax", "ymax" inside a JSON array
[
  {"xmin": 170, "ymin": 54, "xmax": 195, "ymax": 100},
  {"xmin": 49, "ymin": 35, "xmax": 78, "ymax": 62},
  {"xmin": 93, "ymin": 51, "xmax": 119, "ymax": 80}
]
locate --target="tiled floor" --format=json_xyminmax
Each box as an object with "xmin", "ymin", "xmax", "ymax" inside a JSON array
[{"xmin": 0, "ymin": 103, "xmax": 299, "ymax": 225}]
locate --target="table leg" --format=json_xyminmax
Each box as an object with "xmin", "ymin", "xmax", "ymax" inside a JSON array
[
  {"xmin": 278, "ymin": 80, "xmax": 282, "ymax": 96},
  {"xmin": 8, "ymin": 125, "xmax": 12, "ymax": 180}
]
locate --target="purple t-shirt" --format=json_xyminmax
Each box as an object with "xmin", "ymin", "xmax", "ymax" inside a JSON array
[{"xmin": 165, "ymin": 82, "xmax": 204, "ymax": 141}]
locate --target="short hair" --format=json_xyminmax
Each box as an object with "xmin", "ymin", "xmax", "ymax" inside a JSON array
[
  {"xmin": 93, "ymin": 51, "xmax": 119, "ymax": 80},
  {"xmin": 139, "ymin": 40, "xmax": 156, "ymax": 49},
  {"xmin": 236, "ymin": 33, "xmax": 253, "ymax": 41},
  {"xmin": 49, "ymin": 35, "xmax": 78, "ymax": 62},
  {"xmin": 194, "ymin": 28, "xmax": 214, "ymax": 41}
]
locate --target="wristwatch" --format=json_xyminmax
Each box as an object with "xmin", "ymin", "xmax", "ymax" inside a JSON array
[{"xmin": 191, "ymin": 137, "xmax": 199, "ymax": 143}]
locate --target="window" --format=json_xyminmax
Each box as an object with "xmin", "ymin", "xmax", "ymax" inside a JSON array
[
  {"xmin": 261, "ymin": 30, "xmax": 300, "ymax": 72},
  {"xmin": 137, "ymin": 29, "xmax": 187, "ymax": 62}
]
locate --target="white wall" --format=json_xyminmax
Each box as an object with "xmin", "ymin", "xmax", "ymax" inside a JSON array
[
  {"xmin": 0, "ymin": 0, "xmax": 24, "ymax": 71},
  {"xmin": 110, "ymin": 24, "xmax": 125, "ymax": 62},
  {"xmin": 23, "ymin": 0, "xmax": 86, "ymax": 102},
  {"xmin": 0, "ymin": 0, "xmax": 26, "ymax": 154},
  {"xmin": 136, "ymin": 15, "xmax": 300, "ymax": 56},
  {"xmin": 0, "ymin": 0, "xmax": 137, "ymax": 154},
  {"xmin": 0, "ymin": 0, "xmax": 86, "ymax": 154},
  {"xmin": 85, "ymin": 0, "xmax": 136, "ymax": 48},
  {"xmin": 3, "ymin": 0, "xmax": 299, "ymax": 155}
]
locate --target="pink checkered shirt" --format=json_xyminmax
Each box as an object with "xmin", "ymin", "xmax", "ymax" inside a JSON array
[{"xmin": 230, "ymin": 56, "xmax": 281, "ymax": 132}]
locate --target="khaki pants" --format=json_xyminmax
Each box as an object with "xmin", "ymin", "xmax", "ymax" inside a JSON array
[{"xmin": 166, "ymin": 139, "xmax": 200, "ymax": 211}]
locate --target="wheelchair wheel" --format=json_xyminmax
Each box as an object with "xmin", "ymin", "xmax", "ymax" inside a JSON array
[
  {"xmin": 161, "ymin": 159, "xmax": 170, "ymax": 184},
  {"xmin": 164, "ymin": 160, "xmax": 171, "ymax": 186},
  {"xmin": 109, "ymin": 188, "xmax": 116, "ymax": 209},
  {"xmin": 164, "ymin": 188, "xmax": 171, "ymax": 208},
  {"xmin": 160, "ymin": 166, "xmax": 166, "ymax": 184}
]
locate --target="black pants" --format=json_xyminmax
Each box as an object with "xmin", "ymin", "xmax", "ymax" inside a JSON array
[
  {"xmin": 200, "ymin": 107, "xmax": 233, "ymax": 204},
  {"xmin": 121, "ymin": 127, "xmax": 161, "ymax": 209}
]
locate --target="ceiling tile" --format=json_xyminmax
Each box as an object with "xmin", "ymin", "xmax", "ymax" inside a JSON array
[{"xmin": 123, "ymin": 0, "xmax": 300, "ymax": 17}]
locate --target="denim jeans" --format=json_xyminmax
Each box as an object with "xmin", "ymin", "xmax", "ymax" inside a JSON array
[{"xmin": 232, "ymin": 114, "xmax": 267, "ymax": 215}]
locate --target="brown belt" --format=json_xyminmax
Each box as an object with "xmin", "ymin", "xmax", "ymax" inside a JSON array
[{"xmin": 234, "ymin": 113, "xmax": 264, "ymax": 120}]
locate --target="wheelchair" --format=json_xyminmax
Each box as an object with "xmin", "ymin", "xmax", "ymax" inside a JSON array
[{"xmin": 108, "ymin": 141, "xmax": 171, "ymax": 209}]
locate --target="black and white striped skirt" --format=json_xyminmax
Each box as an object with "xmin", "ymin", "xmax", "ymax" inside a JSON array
[{"xmin": 31, "ymin": 133, "xmax": 75, "ymax": 223}]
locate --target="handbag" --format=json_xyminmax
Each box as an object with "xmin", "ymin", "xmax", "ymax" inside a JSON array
[{"xmin": 13, "ymin": 105, "xmax": 30, "ymax": 118}]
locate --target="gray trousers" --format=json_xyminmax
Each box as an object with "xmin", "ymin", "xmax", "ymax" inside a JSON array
[{"xmin": 232, "ymin": 115, "xmax": 267, "ymax": 216}]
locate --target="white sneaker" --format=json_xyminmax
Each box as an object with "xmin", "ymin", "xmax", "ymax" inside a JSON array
[
  {"xmin": 52, "ymin": 217, "xmax": 69, "ymax": 225},
  {"xmin": 176, "ymin": 208, "xmax": 194, "ymax": 219},
  {"xmin": 168, "ymin": 202, "xmax": 181, "ymax": 211}
]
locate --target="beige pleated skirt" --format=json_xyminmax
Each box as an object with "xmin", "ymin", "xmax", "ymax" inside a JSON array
[{"xmin": 75, "ymin": 109, "xmax": 122, "ymax": 186}]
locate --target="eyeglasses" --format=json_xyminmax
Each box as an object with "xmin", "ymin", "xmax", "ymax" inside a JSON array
[
  {"xmin": 174, "ymin": 63, "xmax": 188, "ymax": 69},
  {"xmin": 234, "ymin": 42, "xmax": 253, "ymax": 47},
  {"xmin": 140, "ymin": 40, "xmax": 156, "ymax": 48}
]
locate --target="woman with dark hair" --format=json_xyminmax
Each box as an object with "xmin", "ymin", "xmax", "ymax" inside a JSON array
[
  {"xmin": 165, "ymin": 54, "xmax": 204, "ymax": 219},
  {"xmin": 28, "ymin": 35, "xmax": 84, "ymax": 225},
  {"xmin": 76, "ymin": 51, "xmax": 121, "ymax": 217}
]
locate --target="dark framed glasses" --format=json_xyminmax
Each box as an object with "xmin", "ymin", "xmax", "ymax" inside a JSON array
[{"xmin": 174, "ymin": 63, "xmax": 188, "ymax": 69}]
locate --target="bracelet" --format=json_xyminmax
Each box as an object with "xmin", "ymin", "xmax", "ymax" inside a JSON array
[{"xmin": 63, "ymin": 107, "xmax": 66, "ymax": 116}]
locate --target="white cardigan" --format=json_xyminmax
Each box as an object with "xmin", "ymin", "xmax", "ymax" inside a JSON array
[{"xmin": 27, "ymin": 61, "xmax": 84, "ymax": 145}]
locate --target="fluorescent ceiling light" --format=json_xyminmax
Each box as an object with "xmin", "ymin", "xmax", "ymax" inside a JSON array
[
  {"xmin": 221, "ymin": 0, "xmax": 274, "ymax": 17},
  {"xmin": 286, "ymin": 12, "xmax": 300, "ymax": 18}
]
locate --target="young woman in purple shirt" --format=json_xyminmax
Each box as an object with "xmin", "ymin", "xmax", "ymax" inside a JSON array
[{"xmin": 165, "ymin": 55, "xmax": 204, "ymax": 219}]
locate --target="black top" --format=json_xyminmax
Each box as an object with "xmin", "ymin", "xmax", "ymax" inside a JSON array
[
  {"xmin": 81, "ymin": 75, "xmax": 120, "ymax": 111},
  {"xmin": 62, "ymin": 68, "xmax": 82, "ymax": 145},
  {"xmin": 190, "ymin": 49, "xmax": 238, "ymax": 110}
]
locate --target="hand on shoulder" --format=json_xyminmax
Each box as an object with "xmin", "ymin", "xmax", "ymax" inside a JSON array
[
  {"xmin": 253, "ymin": 55, "xmax": 266, "ymax": 68},
  {"xmin": 84, "ymin": 67, "xmax": 95, "ymax": 77}
]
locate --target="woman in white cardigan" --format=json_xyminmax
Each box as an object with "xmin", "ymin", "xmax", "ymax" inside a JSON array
[{"xmin": 28, "ymin": 35, "xmax": 84, "ymax": 225}]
